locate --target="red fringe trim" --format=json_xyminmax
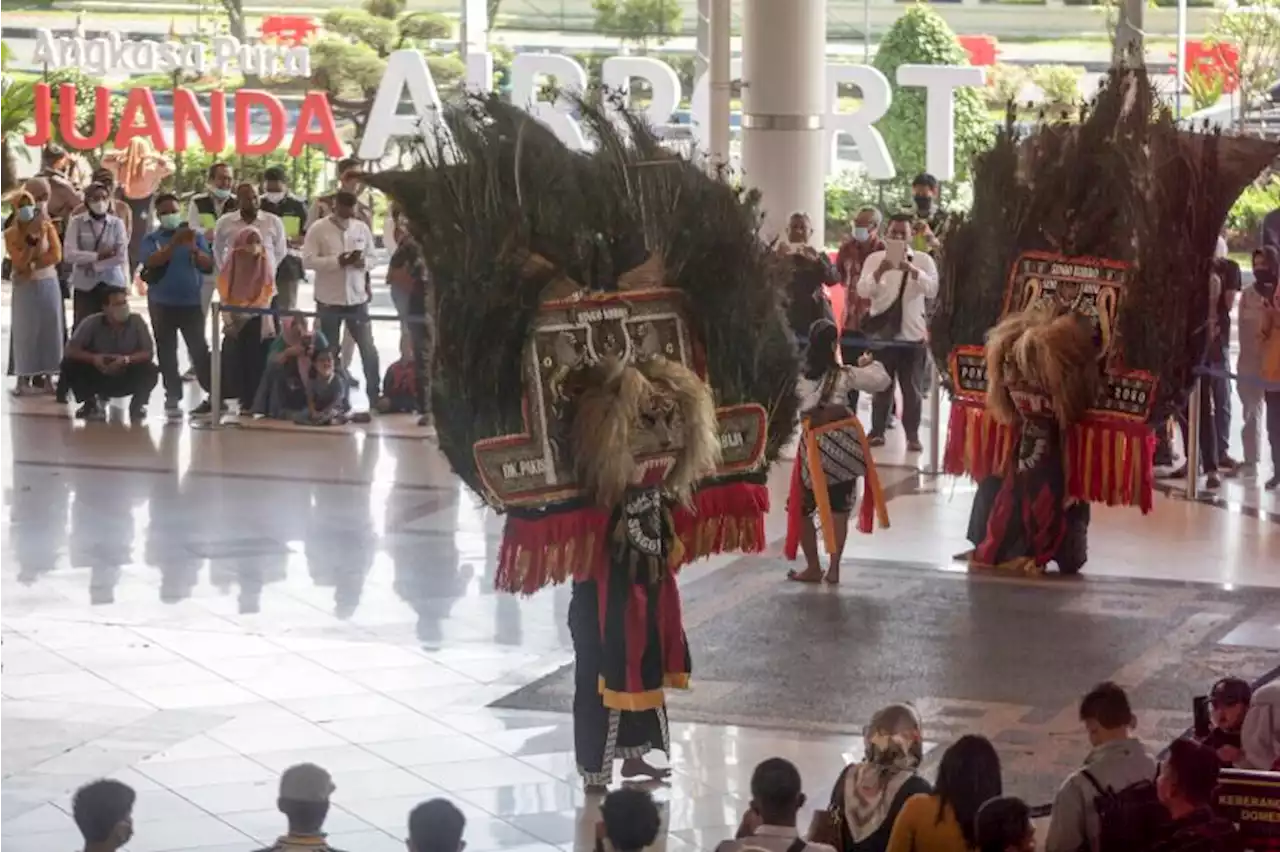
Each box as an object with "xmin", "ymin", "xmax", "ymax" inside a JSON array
[
  {"xmin": 496, "ymin": 482, "xmax": 770, "ymax": 595},
  {"xmin": 943, "ymin": 402, "xmax": 1155, "ymax": 514},
  {"xmin": 495, "ymin": 508, "xmax": 610, "ymax": 595},
  {"xmin": 672, "ymin": 481, "xmax": 770, "ymax": 566}
]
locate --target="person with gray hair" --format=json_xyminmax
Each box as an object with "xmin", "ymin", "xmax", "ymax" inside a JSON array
[{"xmin": 835, "ymin": 206, "xmax": 885, "ymax": 332}]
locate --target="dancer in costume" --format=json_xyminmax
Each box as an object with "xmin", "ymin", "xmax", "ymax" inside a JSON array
[
  {"xmin": 367, "ymin": 94, "xmax": 797, "ymax": 792},
  {"xmin": 786, "ymin": 319, "xmax": 890, "ymax": 584},
  {"xmin": 955, "ymin": 308, "xmax": 1097, "ymax": 574},
  {"xmin": 930, "ymin": 64, "xmax": 1279, "ymax": 573}
]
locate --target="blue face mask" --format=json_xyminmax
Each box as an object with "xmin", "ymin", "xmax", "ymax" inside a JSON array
[
  {"xmin": 211, "ymin": 187, "xmax": 231, "ymax": 200},
  {"xmin": 16, "ymin": 205, "xmax": 36, "ymax": 223},
  {"xmin": 853, "ymin": 226, "xmax": 871, "ymax": 242}
]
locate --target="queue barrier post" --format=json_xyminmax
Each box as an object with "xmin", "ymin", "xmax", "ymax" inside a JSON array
[
  {"xmin": 924, "ymin": 368, "xmax": 942, "ymax": 476},
  {"xmin": 209, "ymin": 301, "xmax": 222, "ymax": 429},
  {"xmin": 1185, "ymin": 374, "xmax": 1201, "ymax": 501}
]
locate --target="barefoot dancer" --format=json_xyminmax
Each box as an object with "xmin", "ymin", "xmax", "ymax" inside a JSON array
[
  {"xmin": 364, "ymin": 96, "xmax": 795, "ymax": 795},
  {"xmin": 788, "ymin": 319, "xmax": 890, "ymax": 583}
]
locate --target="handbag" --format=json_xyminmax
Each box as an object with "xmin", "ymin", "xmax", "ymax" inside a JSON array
[
  {"xmin": 859, "ymin": 273, "xmax": 907, "ymax": 341},
  {"xmin": 800, "ymin": 370, "xmax": 868, "ymax": 489}
]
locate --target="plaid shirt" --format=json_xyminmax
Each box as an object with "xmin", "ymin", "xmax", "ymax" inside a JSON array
[{"xmin": 833, "ymin": 236, "xmax": 884, "ymax": 330}]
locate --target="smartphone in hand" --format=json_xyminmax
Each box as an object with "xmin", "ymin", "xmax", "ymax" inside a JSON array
[{"xmin": 885, "ymin": 239, "xmax": 907, "ymax": 267}]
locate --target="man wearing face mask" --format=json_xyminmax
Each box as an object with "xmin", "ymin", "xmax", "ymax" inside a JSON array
[
  {"xmin": 187, "ymin": 162, "xmax": 238, "ymax": 322},
  {"xmin": 308, "ymin": 157, "xmax": 373, "ymax": 228},
  {"xmin": 309, "ymin": 157, "xmax": 370, "ymax": 374},
  {"xmin": 1248, "ymin": 245, "xmax": 1280, "ymax": 490},
  {"xmin": 909, "ymin": 173, "xmax": 946, "ymax": 255},
  {"xmin": 63, "ymin": 182, "xmax": 130, "ymax": 332},
  {"xmin": 259, "ymin": 165, "xmax": 310, "ymax": 311},
  {"xmin": 213, "ymin": 183, "xmax": 287, "ymax": 279},
  {"xmin": 60, "ymin": 288, "xmax": 158, "ymax": 420},
  {"xmin": 303, "ymin": 190, "xmax": 381, "ymax": 404},
  {"xmin": 140, "ymin": 193, "xmax": 215, "ymax": 416},
  {"xmin": 1240, "ymin": 246, "xmax": 1279, "ymax": 479},
  {"xmin": 856, "ymin": 213, "xmax": 939, "ymax": 451},
  {"xmin": 835, "ymin": 205, "xmax": 886, "ymax": 332}
]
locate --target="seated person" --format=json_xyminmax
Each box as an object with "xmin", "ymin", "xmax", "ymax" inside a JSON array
[
  {"xmin": 60, "ymin": 289, "xmax": 158, "ymax": 420},
  {"xmin": 375, "ymin": 346, "xmax": 420, "ymax": 415},
  {"xmin": 252, "ymin": 316, "xmax": 328, "ymax": 419},
  {"xmin": 292, "ymin": 350, "xmax": 350, "ymax": 426},
  {"xmin": 1199, "ymin": 677, "xmax": 1251, "ymax": 767}
]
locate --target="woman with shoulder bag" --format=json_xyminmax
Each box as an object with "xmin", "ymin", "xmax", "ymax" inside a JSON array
[
  {"xmin": 786, "ymin": 319, "xmax": 891, "ymax": 584},
  {"xmin": 809, "ymin": 704, "xmax": 931, "ymax": 852}
]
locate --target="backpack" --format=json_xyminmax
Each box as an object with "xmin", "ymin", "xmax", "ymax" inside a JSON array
[
  {"xmin": 1082, "ymin": 770, "xmax": 1166, "ymax": 852},
  {"xmin": 381, "ymin": 358, "xmax": 418, "ymax": 413}
]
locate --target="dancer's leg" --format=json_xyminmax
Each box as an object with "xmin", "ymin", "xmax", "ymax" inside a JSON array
[{"xmin": 569, "ymin": 581, "xmax": 612, "ymax": 791}]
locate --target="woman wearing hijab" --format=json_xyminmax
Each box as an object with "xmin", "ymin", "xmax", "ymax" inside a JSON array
[
  {"xmin": 218, "ymin": 228, "xmax": 276, "ymax": 410},
  {"xmin": 252, "ymin": 315, "xmax": 329, "ymax": 419},
  {"xmin": 4, "ymin": 186, "xmax": 64, "ymax": 395},
  {"xmin": 101, "ymin": 138, "xmax": 174, "ymax": 275},
  {"xmin": 812, "ymin": 704, "xmax": 931, "ymax": 852}
]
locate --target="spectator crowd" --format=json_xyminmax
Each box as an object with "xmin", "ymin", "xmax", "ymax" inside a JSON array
[
  {"xmin": 5, "ymin": 144, "xmax": 434, "ymax": 427},
  {"xmin": 63, "ymin": 677, "xmax": 1280, "ymax": 852},
  {"xmin": 785, "ymin": 177, "xmax": 1280, "ymax": 491}
]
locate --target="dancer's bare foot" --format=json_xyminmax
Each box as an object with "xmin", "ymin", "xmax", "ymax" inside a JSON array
[
  {"xmin": 952, "ymin": 548, "xmax": 974, "ymax": 562},
  {"xmin": 621, "ymin": 757, "xmax": 671, "ymax": 781},
  {"xmin": 824, "ymin": 567, "xmax": 840, "ymax": 584},
  {"xmin": 787, "ymin": 567, "xmax": 824, "ymax": 583}
]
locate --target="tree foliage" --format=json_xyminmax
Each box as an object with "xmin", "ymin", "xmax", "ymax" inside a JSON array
[
  {"xmin": 312, "ymin": 0, "xmax": 456, "ymax": 146},
  {"xmin": 2, "ymin": 78, "xmax": 35, "ymax": 191},
  {"xmin": 1030, "ymin": 64, "xmax": 1083, "ymax": 108},
  {"xmin": 592, "ymin": 0, "xmax": 681, "ymax": 52},
  {"xmin": 1210, "ymin": 0, "xmax": 1280, "ymax": 130},
  {"xmin": 871, "ymin": 3, "xmax": 991, "ymax": 184}
]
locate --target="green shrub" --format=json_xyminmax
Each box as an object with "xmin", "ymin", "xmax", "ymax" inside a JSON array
[
  {"xmin": 168, "ymin": 145, "xmax": 328, "ymax": 198},
  {"xmin": 984, "ymin": 63, "xmax": 1027, "ymax": 109},
  {"xmin": 872, "ymin": 3, "xmax": 992, "ymax": 185},
  {"xmin": 824, "ymin": 169, "xmax": 882, "ymax": 246},
  {"xmin": 1225, "ymin": 174, "xmax": 1280, "ymax": 248},
  {"xmin": 1030, "ymin": 64, "xmax": 1083, "ymax": 107}
]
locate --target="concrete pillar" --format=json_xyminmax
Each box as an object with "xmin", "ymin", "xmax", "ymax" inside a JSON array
[
  {"xmin": 741, "ymin": 0, "xmax": 827, "ymax": 246},
  {"xmin": 708, "ymin": 0, "xmax": 732, "ymax": 169}
]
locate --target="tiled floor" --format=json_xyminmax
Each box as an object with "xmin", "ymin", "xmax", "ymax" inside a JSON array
[{"xmin": 3, "ymin": 286, "xmax": 1278, "ymax": 851}]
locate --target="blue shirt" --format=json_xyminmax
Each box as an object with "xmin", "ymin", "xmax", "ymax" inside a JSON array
[{"xmin": 141, "ymin": 228, "xmax": 211, "ymax": 307}]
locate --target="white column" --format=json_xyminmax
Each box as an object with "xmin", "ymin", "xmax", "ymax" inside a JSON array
[
  {"xmin": 708, "ymin": 0, "xmax": 732, "ymax": 168},
  {"xmin": 741, "ymin": 0, "xmax": 827, "ymax": 246}
]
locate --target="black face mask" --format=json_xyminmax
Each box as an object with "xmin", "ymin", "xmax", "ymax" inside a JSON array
[
  {"xmin": 1254, "ymin": 268, "xmax": 1276, "ymax": 285},
  {"xmin": 913, "ymin": 194, "xmax": 933, "ymax": 213}
]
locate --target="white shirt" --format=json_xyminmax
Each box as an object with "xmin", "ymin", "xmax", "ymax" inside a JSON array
[
  {"xmin": 212, "ymin": 210, "xmax": 287, "ymax": 274},
  {"xmin": 797, "ymin": 363, "xmax": 891, "ymax": 410},
  {"xmin": 63, "ymin": 211, "xmax": 130, "ymax": 292},
  {"xmin": 303, "ymin": 215, "xmax": 374, "ymax": 306},
  {"xmin": 855, "ymin": 248, "xmax": 939, "ymax": 342},
  {"xmin": 714, "ymin": 824, "xmax": 837, "ymax": 852}
]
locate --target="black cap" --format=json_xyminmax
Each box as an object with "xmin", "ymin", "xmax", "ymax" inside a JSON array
[{"xmin": 1210, "ymin": 677, "xmax": 1252, "ymax": 706}]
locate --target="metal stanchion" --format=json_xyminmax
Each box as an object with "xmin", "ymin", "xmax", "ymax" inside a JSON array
[
  {"xmin": 209, "ymin": 301, "xmax": 222, "ymax": 429},
  {"xmin": 924, "ymin": 366, "xmax": 942, "ymax": 476},
  {"xmin": 1185, "ymin": 374, "xmax": 1201, "ymax": 500}
]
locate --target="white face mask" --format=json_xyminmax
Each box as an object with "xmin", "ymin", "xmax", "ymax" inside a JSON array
[
  {"xmin": 88, "ymin": 200, "xmax": 109, "ymax": 216},
  {"xmin": 263, "ymin": 190, "xmax": 285, "ymax": 204}
]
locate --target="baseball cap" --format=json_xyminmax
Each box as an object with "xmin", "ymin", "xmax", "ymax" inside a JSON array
[
  {"xmin": 1210, "ymin": 677, "xmax": 1252, "ymax": 706},
  {"xmin": 279, "ymin": 764, "xmax": 335, "ymax": 803}
]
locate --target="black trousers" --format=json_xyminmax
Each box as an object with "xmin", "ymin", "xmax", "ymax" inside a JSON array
[
  {"xmin": 871, "ymin": 344, "xmax": 927, "ymax": 440},
  {"xmin": 569, "ymin": 580, "xmax": 664, "ymax": 787},
  {"xmin": 149, "ymin": 303, "xmax": 210, "ymax": 401},
  {"xmin": 966, "ymin": 475, "xmax": 1092, "ymax": 573},
  {"xmin": 221, "ymin": 317, "xmax": 272, "ymax": 408},
  {"xmin": 60, "ymin": 358, "xmax": 158, "ymax": 405},
  {"xmin": 72, "ymin": 283, "xmax": 124, "ymax": 333}
]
